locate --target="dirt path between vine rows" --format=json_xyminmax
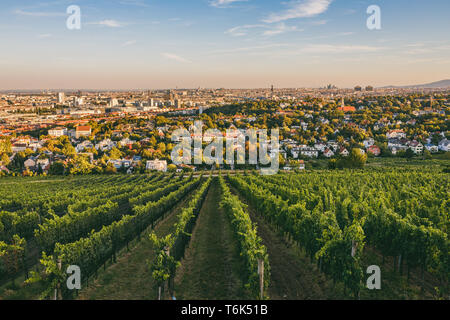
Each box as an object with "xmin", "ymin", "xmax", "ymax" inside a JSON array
[{"xmin": 174, "ymin": 181, "xmax": 246, "ymax": 300}]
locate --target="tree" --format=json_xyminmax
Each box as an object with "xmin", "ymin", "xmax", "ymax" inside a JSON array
[
  {"xmin": 0, "ymin": 235, "xmax": 27, "ymax": 288},
  {"xmin": 69, "ymin": 156, "xmax": 95, "ymax": 175},
  {"xmin": 157, "ymin": 142, "xmax": 166, "ymax": 154},
  {"xmin": 49, "ymin": 162, "xmax": 66, "ymax": 175},
  {"xmin": 349, "ymin": 149, "xmax": 367, "ymax": 168},
  {"xmin": 149, "ymin": 136, "xmax": 157, "ymax": 147},
  {"xmin": 8, "ymin": 153, "xmax": 25, "ymax": 173},
  {"xmin": 423, "ymin": 149, "xmax": 432, "ymax": 160},
  {"xmin": 105, "ymin": 163, "xmax": 117, "ymax": 174},
  {"xmin": 1, "ymin": 153, "xmax": 10, "ymax": 166},
  {"xmin": 0, "ymin": 138, "xmax": 12, "ymax": 154},
  {"xmin": 62, "ymin": 144, "xmax": 76, "ymax": 158},
  {"xmin": 328, "ymin": 159, "xmax": 337, "ymax": 169},
  {"xmin": 36, "ymin": 164, "xmax": 44, "ymax": 175},
  {"xmin": 109, "ymin": 147, "xmax": 123, "ymax": 160},
  {"xmin": 404, "ymin": 148, "xmax": 415, "ymax": 159}
]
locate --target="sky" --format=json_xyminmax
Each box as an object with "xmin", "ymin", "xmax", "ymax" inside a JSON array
[{"xmin": 0, "ymin": 0, "xmax": 449, "ymax": 90}]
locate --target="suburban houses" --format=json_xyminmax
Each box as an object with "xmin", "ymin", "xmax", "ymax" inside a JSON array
[{"xmin": 0, "ymin": 90, "xmax": 448, "ymax": 175}]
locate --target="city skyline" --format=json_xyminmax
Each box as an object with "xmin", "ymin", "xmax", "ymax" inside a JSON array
[{"xmin": 0, "ymin": 0, "xmax": 449, "ymax": 90}]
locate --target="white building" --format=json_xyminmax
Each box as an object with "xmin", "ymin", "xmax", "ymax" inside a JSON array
[
  {"xmin": 327, "ymin": 141, "xmax": 339, "ymax": 152},
  {"xmin": 76, "ymin": 141, "xmax": 94, "ymax": 153},
  {"xmin": 95, "ymin": 139, "xmax": 116, "ymax": 152},
  {"xmin": 109, "ymin": 98, "xmax": 119, "ymax": 107},
  {"xmin": 24, "ymin": 159, "xmax": 36, "ymax": 169},
  {"xmin": 299, "ymin": 147, "xmax": 319, "ymax": 158},
  {"xmin": 323, "ymin": 148, "xmax": 335, "ymax": 158},
  {"xmin": 36, "ymin": 158, "xmax": 50, "ymax": 170},
  {"xmin": 120, "ymin": 138, "xmax": 136, "ymax": 146},
  {"xmin": 48, "ymin": 127, "xmax": 68, "ymax": 137},
  {"xmin": 408, "ymin": 141, "xmax": 424, "ymax": 154},
  {"xmin": 339, "ymin": 148, "xmax": 350, "ymax": 157},
  {"xmin": 314, "ymin": 143, "xmax": 327, "ymax": 152},
  {"xmin": 363, "ymin": 138, "xmax": 375, "ymax": 148},
  {"xmin": 12, "ymin": 143, "xmax": 27, "ymax": 153},
  {"xmin": 28, "ymin": 142, "xmax": 43, "ymax": 152},
  {"xmin": 146, "ymin": 159, "xmax": 168, "ymax": 172},
  {"xmin": 107, "ymin": 159, "xmax": 132, "ymax": 169},
  {"xmin": 424, "ymin": 144, "xmax": 439, "ymax": 153},
  {"xmin": 386, "ymin": 130, "xmax": 406, "ymax": 139},
  {"xmin": 438, "ymin": 139, "xmax": 449, "ymax": 152},
  {"xmin": 58, "ymin": 92, "xmax": 65, "ymax": 104},
  {"xmin": 75, "ymin": 126, "xmax": 92, "ymax": 139}
]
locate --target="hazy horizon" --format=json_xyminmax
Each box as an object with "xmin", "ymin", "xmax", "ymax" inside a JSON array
[{"xmin": 2, "ymin": 80, "xmax": 450, "ymax": 93}]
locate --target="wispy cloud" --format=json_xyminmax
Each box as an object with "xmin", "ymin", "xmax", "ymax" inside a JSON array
[
  {"xmin": 14, "ymin": 9, "xmax": 65, "ymax": 17},
  {"xmin": 225, "ymin": 24, "xmax": 265, "ymax": 37},
  {"xmin": 161, "ymin": 53, "xmax": 192, "ymax": 63},
  {"xmin": 210, "ymin": 0, "xmax": 247, "ymax": 8},
  {"xmin": 263, "ymin": 23, "xmax": 303, "ymax": 36},
  {"xmin": 264, "ymin": 0, "xmax": 333, "ymax": 23},
  {"xmin": 225, "ymin": 23, "xmax": 302, "ymax": 37},
  {"xmin": 122, "ymin": 40, "xmax": 137, "ymax": 47},
  {"xmin": 88, "ymin": 20, "xmax": 126, "ymax": 28}
]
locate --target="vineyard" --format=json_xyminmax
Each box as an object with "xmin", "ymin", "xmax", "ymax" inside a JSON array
[{"xmin": 0, "ymin": 169, "xmax": 448, "ymax": 300}]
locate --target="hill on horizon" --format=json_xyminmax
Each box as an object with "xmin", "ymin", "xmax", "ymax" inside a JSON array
[{"xmin": 383, "ymin": 79, "xmax": 450, "ymax": 89}]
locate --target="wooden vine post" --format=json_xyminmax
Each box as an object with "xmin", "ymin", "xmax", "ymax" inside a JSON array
[
  {"xmin": 55, "ymin": 259, "xmax": 62, "ymax": 300},
  {"xmin": 258, "ymin": 258, "xmax": 264, "ymax": 300}
]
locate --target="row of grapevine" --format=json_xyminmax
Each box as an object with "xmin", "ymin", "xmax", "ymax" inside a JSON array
[
  {"xmin": 131, "ymin": 177, "xmax": 203, "ymax": 228},
  {"xmin": 219, "ymin": 176, "xmax": 270, "ymax": 299},
  {"xmin": 229, "ymin": 175, "xmax": 365, "ymax": 297},
  {"xmin": 171, "ymin": 177, "xmax": 211, "ymax": 261},
  {"xmin": 149, "ymin": 177, "xmax": 212, "ymax": 299},
  {"xmin": 0, "ymin": 235, "xmax": 27, "ymax": 284},
  {"xmin": 129, "ymin": 173, "xmax": 191, "ymax": 207},
  {"xmin": 35, "ymin": 201, "xmax": 121, "ymax": 253},
  {"xmin": 0, "ymin": 175, "xmax": 153, "ymax": 243},
  {"xmin": 35, "ymin": 174, "xmax": 190, "ymax": 254},
  {"xmin": 0, "ymin": 175, "xmax": 141, "ymax": 214}
]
